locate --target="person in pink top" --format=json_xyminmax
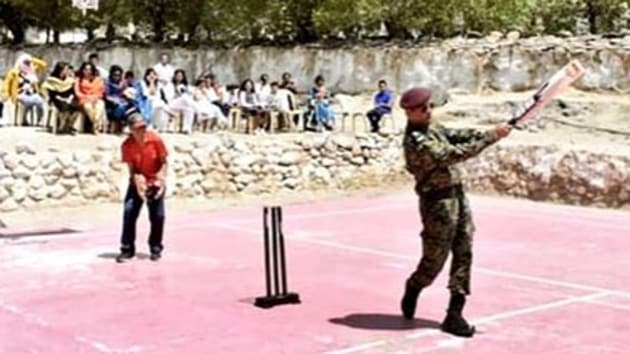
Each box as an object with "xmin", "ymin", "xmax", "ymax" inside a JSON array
[{"xmin": 74, "ymin": 62, "xmax": 106, "ymax": 134}]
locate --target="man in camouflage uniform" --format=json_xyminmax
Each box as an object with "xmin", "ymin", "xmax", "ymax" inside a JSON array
[{"xmin": 399, "ymin": 87, "xmax": 512, "ymax": 337}]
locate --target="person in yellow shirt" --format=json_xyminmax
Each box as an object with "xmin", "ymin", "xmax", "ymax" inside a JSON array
[{"xmin": 2, "ymin": 53, "xmax": 47, "ymax": 126}]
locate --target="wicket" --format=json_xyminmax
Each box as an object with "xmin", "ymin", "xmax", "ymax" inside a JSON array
[{"xmin": 255, "ymin": 206, "xmax": 301, "ymax": 308}]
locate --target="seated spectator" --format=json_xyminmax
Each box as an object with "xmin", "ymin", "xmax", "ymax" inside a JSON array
[
  {"xmin": 3, "ymin": 53, "xmax": 47, "ymax": 126},
  {"xmin": 124, "ymin": 71, "xmax": 135, "ymax": 86},
  {"xmin": 74, "ymin": 62, "xmax": 106, "ymax": 134},
  {"xmin": 105, "ymin": 65, "xmax": 128, "ymax": 133},
  {"xmin": 268, "ymin": 82, "xmax": 294, "ymax": 130},
  {"xmin": 88, "ymin": 53, "xmax": 109, "ymax": 78},
  {"xmin": 366, "ymin": 80, "xmax": 395, "ymax": 133},
  {"xmin": 120, "ymin": 87, "xmax": 142, "ymax": 123},
  {"xmin": 202, "ymin": 74, "xmax": 230, "ymax": 116},
  {"xmin": 125, "ymin": 70, "xmax": 152, "ymax": 124},
  {"xmin": 308, "ymin": 75, "xmax": 334, "ymax": 131},
  {"xmin": 141, "ymin": 68, "xmax": 168, "ymax": 132},
  {"xmin": 41, "ymin": 61, "xmax": 81, "ymax": 134},
  {"xmin": 279, "ymin": 72, "xmax": 298, "ymax": 94},
  {"xmin": 238, "ymin": 78, "xmax": 267, "ymax": 133},
  {"xmin": 256, "ymin": 73, "xmax": 272, "ymax": 104},
  {"xmin": 153, "ymin": 53, "xmax": 175, "ymax": 86},
  {"xmin": 192, "ymin": 79, "xmax": 227, "ymax": 129},
  {"xmin": 162, "ymin": 69, "xmax": 196, "ymax": 134},
  {"xmin": 225, "ymin": 84, "xmax": 240, "ymax": 108}
]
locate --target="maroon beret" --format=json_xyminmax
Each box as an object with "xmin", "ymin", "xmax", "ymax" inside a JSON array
[{"xmin": 400, "ymin": 87, "xmax": 431, "ymax": 109}]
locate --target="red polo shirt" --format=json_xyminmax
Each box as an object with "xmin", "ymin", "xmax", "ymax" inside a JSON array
[{"xmin": 121, "ymin": 131, "xmax": 168, "ymax": 184}]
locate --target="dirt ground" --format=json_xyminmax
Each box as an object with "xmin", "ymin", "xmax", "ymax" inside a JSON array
[
  {"xmin": 438, "ymin": 89, "xmax": 630, "ymax": 155},
  {"xmin": 344, "ymin": 89, "xmax": 630, "ymax": 154}
]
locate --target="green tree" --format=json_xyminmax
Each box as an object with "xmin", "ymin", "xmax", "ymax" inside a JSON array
[
  {"xmin": 0, "ymin": 0, "xmax": 34, "ymax": 44},
  {"xmin": 312, "ymin": 0, "xmax": 387, "ymax": 39}
]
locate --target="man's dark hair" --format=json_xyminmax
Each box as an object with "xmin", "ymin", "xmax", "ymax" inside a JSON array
[
  {"xmin": 89, "ymin": 53, "xmax": 99, "ymax": 60},
  {"xmin": 378, "ymin": 79, "xmax": 387, "ymax": 85}
]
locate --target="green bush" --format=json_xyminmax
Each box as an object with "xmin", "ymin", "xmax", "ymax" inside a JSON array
[{"xmin": 0, "ymin": 0, "xmax": 628, "ymax": 45}]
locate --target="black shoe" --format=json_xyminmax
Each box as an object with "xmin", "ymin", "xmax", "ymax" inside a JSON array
[
  {"xmin": 441, "ymin": 313, "xmax": 476, "ymax": 337},
  {"xmin": 150, "ymin": 252, "xmax": 161, "ymax": 261},
  {"xmin": 400, "ymin": 283, "xmax": 421, "ymax": 320},
  {"xmin": 440, "ymin": 292, "xmax": 475, "ymax": 337},
  {"xmin": 115, "ymin": 251, "xmax": 135, "ymax": 263}
]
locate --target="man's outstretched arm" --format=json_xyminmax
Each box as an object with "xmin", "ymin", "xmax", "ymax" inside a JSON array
[{"xmin": 414, "ymin": 123, "xmax": 511, "ymax": 170}]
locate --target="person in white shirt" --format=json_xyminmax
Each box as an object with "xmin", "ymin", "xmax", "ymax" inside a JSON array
[
  {"xmin": 153, "ymin": 53, "xmax": 175, "ymax": 86},
  {"xmin": 224, "ymin": 84, "xmax": 240, "ymax": 108},
  {"xmin": 202, "ymin": 74, "xmax": 232, "ymax": 116},
  {"xmin": 202, "ymin": 75, "xmax": 219, "ymax": 102},
  {"xmin": 141, "ymin": 68, "xmax": 168, "ymax": 132},
  {"xmin": 268, "ymin": 82, "xmax": 295, "ymax": 131},
  {"xmin": 161, "ymin": 69, "xmax": 196, "ymax": 134},
  {"xmin": 255, "ymin": 73, "xmax": 271, "ymax": 104},
  {"xmin": 238, "ymin": 78, "xmax": 267, "ymax": 133},
  {"xmin": 192, "ymin": 78, "xmax": 227, "ymax": 129}
]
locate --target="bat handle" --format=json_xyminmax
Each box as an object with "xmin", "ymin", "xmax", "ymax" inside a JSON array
[{"xmin": 507, "ymin": 117, "xmax": 519, "ymax": 126}]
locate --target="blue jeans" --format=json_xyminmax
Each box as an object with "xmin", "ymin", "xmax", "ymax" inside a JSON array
[
  {"xmin": 18, "ymin": 93, "xmax": 44, "ymax": 124},
  {"xmin": 367, "ymin": 106, "xmax": 391, "ymax": 131},
  {"xmin": 120, "ymin": 184, "xmax": 165, "ymax": 254}
]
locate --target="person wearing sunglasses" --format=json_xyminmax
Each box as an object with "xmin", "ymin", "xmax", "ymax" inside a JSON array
[{"xmin": 399, "ymin": 87, "xmax": 512, "ymax": 337}]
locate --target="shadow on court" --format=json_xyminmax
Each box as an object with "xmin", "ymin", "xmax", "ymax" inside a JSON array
[{"xmin": 329, "ymin": 313, "xmax": 441, "ymax": 331}]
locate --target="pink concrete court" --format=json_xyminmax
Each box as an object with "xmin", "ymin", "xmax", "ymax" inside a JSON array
[{"xmin": 1, "ymin": 193, "xmax": 629, "ymax": 353}]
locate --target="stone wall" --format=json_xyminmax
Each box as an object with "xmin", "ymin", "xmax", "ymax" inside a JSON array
[
  {"xmin": 0, "ymin": 133, "xmax": 628, "ymax": 212},
  {"xmin": 2, "ymin": 35, "xmax": 630, "ymax": 95},
  {"xmin": 462, "ymin": 144, "xmax": 630, "ymax": 208}
]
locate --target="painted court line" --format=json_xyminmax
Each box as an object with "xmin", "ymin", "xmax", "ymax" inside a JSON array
[
  {"xmin": 583, "ymin": 299, "xmax": 630, "ymax": 312},
  {"xmin": 211, "ymin": 223, "xmax": 630, "ymax": 300},
  {"xmin": 324, "ymin": 292, "xmax": 611, "ymax": 354},
  {"xmin": 225, "ymin": 203, "xmax": 411, "ymax": 225},
  {"xmin": 4, "ymin": 195, "xmax": 627, "ymax": 243},
  {"xmin": 4, "ymin": 204, "xmax": 629, "ymax": 300},
  {"xmin": 74, "ymin": 336, "xmax": 144, "ymax": 354},
  {"xmin": 478, "ymin": 207, "xmax": 630, "ymax": 230},
  {"xmin": 2, "ymin": 196, "xmax": 626, "ymax": 354},
  {"xmin": 470, "ymin": 195, "xmax": 630, "ymax": 220},
  {"xmin": 0, "ymin": 202, "xmax": 411, "ymax": 243}
]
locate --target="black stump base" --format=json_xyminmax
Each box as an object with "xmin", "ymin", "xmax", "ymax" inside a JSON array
[{"xmin": 254, "ymin": 292, "xmax": 301, "ymax": 309}]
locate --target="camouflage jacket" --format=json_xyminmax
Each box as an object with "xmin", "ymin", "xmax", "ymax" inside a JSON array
[{"xmin": 403, "ymin": 123, "xmax": 499, "ymax": 195}]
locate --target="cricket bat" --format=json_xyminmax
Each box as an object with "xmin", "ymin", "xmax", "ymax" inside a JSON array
[{"xmin": 508, "ymin": 60, "xmax": 585, "ymax": 127}]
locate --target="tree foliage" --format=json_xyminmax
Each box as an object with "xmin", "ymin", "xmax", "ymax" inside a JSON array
[{"xmin": 1, "ymin": 0, "xmax": 629, "ymax": 45}]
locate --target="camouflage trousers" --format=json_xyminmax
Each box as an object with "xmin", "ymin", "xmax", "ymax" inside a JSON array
[{"xmin": 407, "ymin": 188, "xmax": 474, "ymax": 295}]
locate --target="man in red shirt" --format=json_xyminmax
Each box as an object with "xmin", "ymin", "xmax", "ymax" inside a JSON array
[{"xmin": 116, "ymin": 113, "xmax": 168, "ymax": 262}]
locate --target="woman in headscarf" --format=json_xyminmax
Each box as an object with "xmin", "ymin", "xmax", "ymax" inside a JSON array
[
  {"xmin": 2, "ymin": 53, "xmax": 47, "ymax": 126},
  {"xmin": 41, "ymin": 61, "xmax": 80, "ymax": 134}
]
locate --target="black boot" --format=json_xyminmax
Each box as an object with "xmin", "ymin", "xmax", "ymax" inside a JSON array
[
  {"xmin": 441, "ymin": 292, "xmax": 475, "ymax": 337},
  {"xmin": 400, "ymin": 282, "xmax": 421, "ymax": 320}
]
